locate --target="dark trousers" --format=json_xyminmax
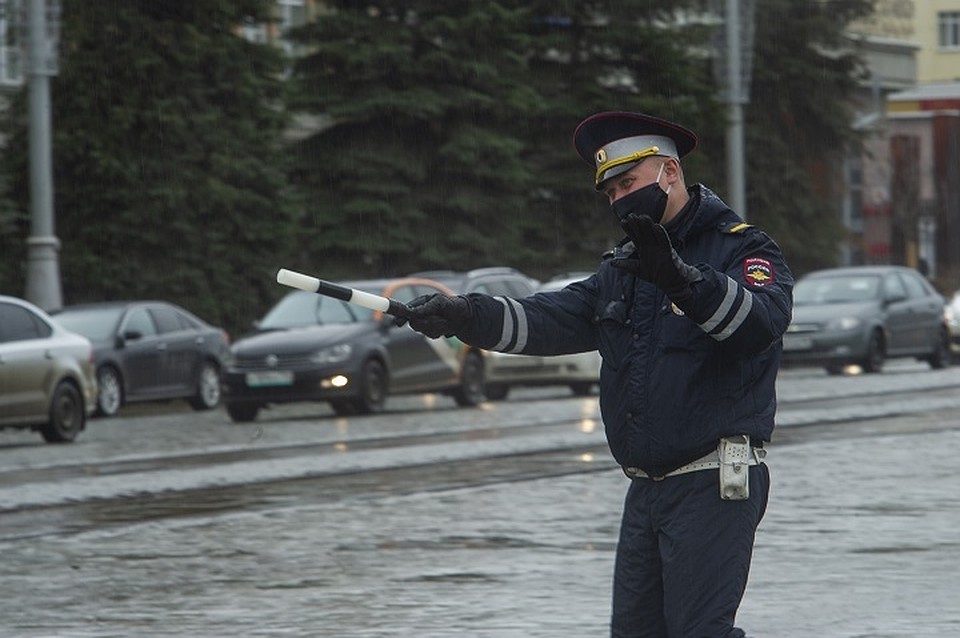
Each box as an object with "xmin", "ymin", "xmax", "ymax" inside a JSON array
[{"xmin": 610, "ymin": 463, "xmax": 769, "ymax": 638}]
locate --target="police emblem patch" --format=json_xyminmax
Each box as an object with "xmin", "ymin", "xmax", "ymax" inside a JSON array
[{"xmin": 744, "ymin": 257, "xmax": 774, "ymax": 287}]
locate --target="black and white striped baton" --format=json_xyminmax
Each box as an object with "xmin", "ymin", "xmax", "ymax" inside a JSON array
[{"xmin": 276, "ymin": 268, "xmax": 413, "ymax": 319}]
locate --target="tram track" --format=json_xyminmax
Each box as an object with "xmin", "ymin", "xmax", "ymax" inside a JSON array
[
  {"xmin": 2, "ymin": 369, "xmax": 959, "ymax": 541},
  {"xmin": 2, "ymin": 377, "xmax": 959, "ymax": 492}
]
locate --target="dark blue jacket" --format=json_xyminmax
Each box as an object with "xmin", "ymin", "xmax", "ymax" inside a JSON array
[{"xmin": 460, "ymin": 185, "xmax": 794, "ymax": 476}]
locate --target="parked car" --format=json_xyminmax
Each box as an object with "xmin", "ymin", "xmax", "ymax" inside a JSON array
[
  {"xmin": 946, "ymin": 289, "xmax": 960, "ymax": 362},
  {"xmin": 408, "ymin": 267, "xmax": 540, "ymax": 400},
  {"xmin": 52, "ymin": 301, "xmax": 230, "ymax": 416},
  {"xmin": 482, "ymin": 273, "xmax": 601, "ymax": 400},
  {"xmin": 0, "ymin": 295, "xmax": 97, "ymax": 443},
  {"xmin": 223, "ymin": 277, "xmax": 487, "ymax": 422},
  {"xmin": 408, "ymin": 267, "xmax": 602, "ymax": 400},
  {"xmin": 407, "ymin": 267, "xmax": 541, "ymax": 299},
  {"xmin": 782, "ymin": 266, "xmax": 951, "ymax": 374}
]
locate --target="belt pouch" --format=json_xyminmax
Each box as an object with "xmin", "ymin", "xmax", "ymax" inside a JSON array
[{"xmin": 718, "ymin": 435, "xmax": 750, "ymax": 500}]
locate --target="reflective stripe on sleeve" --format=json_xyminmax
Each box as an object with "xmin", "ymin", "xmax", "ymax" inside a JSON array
[
  {"xmin": 700, "ymin": 277, "xmax": 739, "ymax": 333},
  {"xmin": 712, "ymin": 288, "xmax": 753, "ymax": 341},
  {"xmin": 506, "ymin": 298, "xmax": 529, "ymax": 353},
  {"xmin": 697, "ymin": 276, "xmax": 755, "ymax": 341},
  {"xmin": 492, "ymin": 297, "xmax": 515, "ymax": 351},
  {"xmin": 491, "ymin": 297, "xmax": 529, "ymax": 353}
]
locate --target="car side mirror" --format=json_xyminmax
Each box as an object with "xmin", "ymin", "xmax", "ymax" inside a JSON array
[
  {"xmin": 121, "ymin": 329, "xmax": 143, "ymax": 342},
  {"xmin": 884, "ymin": 291, "xmax": 907, "ymax": 305}
]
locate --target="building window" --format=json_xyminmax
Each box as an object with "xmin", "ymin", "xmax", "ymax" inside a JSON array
[
  {"xmin": 277, "ymin": 0, "xmax": 306, "ymax": 57},
  {"xmin": 0, "ymin": 0, "xmax": 23, "ymax": 86},
  {"xmin": 939, "ymin": 11, "xmax": 960, "ymax": 49},
  {"xmin": 277, "ymin": 0, "xmax": 306, "ymax": 33}
]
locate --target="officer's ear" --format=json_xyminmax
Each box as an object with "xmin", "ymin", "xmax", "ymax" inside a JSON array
[{"xmin": 662, "ymin": 157, "xmax": 684, "ymax": 186}]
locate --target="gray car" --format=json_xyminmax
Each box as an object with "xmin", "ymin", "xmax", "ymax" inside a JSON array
[
  {"xmin": 0, "ymin": 295, "xmax": 97, "ymax": 443},
  {"xmin": 481, "ymin": 273, "xmax": 601, "ymax": 399},
  {"xmin": 224, "ymin": 277, "xmax": 485, "ymax": 422},
  {"xmin": 782, "ymin": 266, "xmax": 950, "ymax": 374},
  {"xmin": 408, "ymin": 268, "xmax": 601, "ymax": 400},
  {"xmin": 53, "ymin": 301, "xmax": 230, "ymax": 416}
]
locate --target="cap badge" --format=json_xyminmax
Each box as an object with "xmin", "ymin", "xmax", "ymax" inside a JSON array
[{"xmin": 595, "ymin": 149, "xmax": 607, "ymax": 165}]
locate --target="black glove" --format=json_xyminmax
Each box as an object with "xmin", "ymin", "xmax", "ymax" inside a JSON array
[
  {"xmin": 613, "ymin": 213, "xmax": 702, "ymax": 302},
  {"xmin": 397, "ymin": 294, "xmax": 472, "ymax": 339}
]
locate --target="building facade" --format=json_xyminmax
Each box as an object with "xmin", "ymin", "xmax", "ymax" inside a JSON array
[{"xmin": 846, "ymin": 0, "xmax": 960, "ymax": 290}]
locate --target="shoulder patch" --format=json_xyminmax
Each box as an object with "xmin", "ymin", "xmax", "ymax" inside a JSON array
[
  {"xmin": 721, "ymin": 221, "xmax": 753, "ymax": 234},
  {"xmin": 743, "ymin": 257, "xmax": 774, "ymax": 287}
]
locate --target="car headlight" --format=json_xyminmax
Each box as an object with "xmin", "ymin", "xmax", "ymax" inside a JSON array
[
  {"xmin": 946, "ymin": 306, "xmax": 958, "ymax": 327},
  {"xmin": 311, "ymin": 344, "xmax": 353, "ymax": 364},
  {"xmin": 826, "ymin": 316, "xmax": 862, "ymax": 331}
]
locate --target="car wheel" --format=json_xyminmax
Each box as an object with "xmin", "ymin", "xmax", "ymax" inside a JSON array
[
  {"xmin": 40, "ymin": 381, "xmax": 85, "ymax": 443},
  {"xmin": 825, "ymin": 364, "xmax": 846, "ymax": 376},
  {"xmin": 188, "ymin": 361, "xmax": 222, "ymax": 410},
  {"xmin": 226, "ymin": 402, "xmax": 259, "ymax": 423},
  {"xmin": 485, "ymin": 383, "xmax": 509, "ymax": 401},
  {"xmin": 453, "ymin": 351, "xmax": 485, "ymax": 407},
  {"xmin": 350, "ymin": 359, "xmax": 388, "ymax": 414},
  {"xmin": 95, "ymin": 366, "xmax": 123, "ymax": 417},
  {"xmin": 862, "ymin": 330, "xmax": 885, "ymax": 373},
  {"xmin": 926, "ymin": 328, "xmax": 951, "ymax": 370},
  {"xmin": 570, "ymin": 382, "xmax": 595, "ymax": 396}
]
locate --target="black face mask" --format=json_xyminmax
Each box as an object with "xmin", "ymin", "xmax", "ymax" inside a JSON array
[
  {"xmin": 610, "ymin": 180, "xmax": 669, "ymax": 225},
  {"xmin": 609, "ymin": 163, "xmax": 670, "ymax": 224}
]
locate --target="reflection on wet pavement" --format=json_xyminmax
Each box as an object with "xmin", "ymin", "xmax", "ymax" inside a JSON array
[{"xmin": 1, "ymin": 429, "xmax": 958, "ymax": 636}]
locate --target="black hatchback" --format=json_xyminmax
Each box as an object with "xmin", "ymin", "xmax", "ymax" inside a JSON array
[{"xmin": 53, "ymin": 301, "xmax": 230, "ymax": 416}]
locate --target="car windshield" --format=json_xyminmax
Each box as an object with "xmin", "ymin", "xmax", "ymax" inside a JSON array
[
  {"xmin": 794, "ymin": 274, "xmax": 881, "ymax": 305},
  {"xmin": 55, "ymin": 307, "xmax": 124, "ymax": 340},
  {"xmin": 259, "ymin": 291, "xmax": 367, "ymax": 329}
]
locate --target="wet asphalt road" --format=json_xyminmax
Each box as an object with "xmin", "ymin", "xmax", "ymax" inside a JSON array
[{"xmin": 1, "ymin": 362, "xmax": 960, "ymax": 637}]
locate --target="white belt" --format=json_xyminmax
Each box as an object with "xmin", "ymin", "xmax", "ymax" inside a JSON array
[{"xmin": 622, "ymin": 443, "xmax": 766, "ymax": 481}]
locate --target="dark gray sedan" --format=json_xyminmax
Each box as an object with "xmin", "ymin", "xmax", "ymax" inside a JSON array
[
  {"xmin": 53, "ymin": 301, "xmax": 230, "ymax": 416},
  {"xmin": 223, "ymin": 277, "xmax": 486, "ymax": 422},
  {"xmin": 782, "ymin": 266, "xmax": 950, "ymax": 374}
]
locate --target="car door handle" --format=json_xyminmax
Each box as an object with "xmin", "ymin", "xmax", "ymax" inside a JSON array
[
  {"xmin": 45, "ymin": 349, "xmax": 53, "ymax": 359},
  {"xmin": 156, "ymin": 343, "xmax": 168, "ymax": 351},
  {"xmin": 195, "ymin": 337, "xmax": 205, "ymax": 344}
]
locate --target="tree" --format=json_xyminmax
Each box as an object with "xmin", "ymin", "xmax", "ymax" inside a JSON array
[
  {"xmin": 745, "ymin": 0, "xmax": 873, "ymax": 275},
  {"xmin": 0, "ymin": 0, "xmax": 300, "ymax": 334},
  {"xmin": 287, "ymin": 1, "xmax": 721, "ymax": 279},
  {"xmin": 516, "ymin": 1, "xmax": 724, "ymax": 275}
]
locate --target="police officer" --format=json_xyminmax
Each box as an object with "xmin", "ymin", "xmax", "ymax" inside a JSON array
[{"xmin": 402, "ymin": 111, "xmax": 794, "ymax": 637}]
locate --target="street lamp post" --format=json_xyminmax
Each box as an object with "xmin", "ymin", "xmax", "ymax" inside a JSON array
[
  {"xmin": 712, "ymin": 0, "xmax": 755, "ymax": 223},
  {"xmin": 724, "ymin": 0, "xmax": 746, "ymax": 221},
  {"xmin": 23, "ymin": 0, "xmax": 61, "ymax": 311}
]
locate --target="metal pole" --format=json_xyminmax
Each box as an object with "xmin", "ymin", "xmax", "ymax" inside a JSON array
[
  {"xmin": 24, "ymin": 0, "xmax": 62, "ymax": 311},
  {"xmin": 725, "ymin": 0, "xmax": 747, "ymax": 221}
]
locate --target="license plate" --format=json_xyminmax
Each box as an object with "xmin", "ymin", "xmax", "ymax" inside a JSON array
[
  {"xmin": 245, "ymin": 371, "xmax": 294, "ymax": 387},
  {"xmin": 783, "ymin": 335, "xmax": 813, "ymax": 352}
]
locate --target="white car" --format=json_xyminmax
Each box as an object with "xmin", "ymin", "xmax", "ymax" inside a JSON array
[
  {"xmin": 483, "ymin": 273, "xmax": 601, "ymax": 400},
  {"xmin": 946, "ymin": 289, "xmax": 960, "ymax": 362},
  {"xmin": 0, "ymin": 295, "xmax": 97, "ymax": 443}
]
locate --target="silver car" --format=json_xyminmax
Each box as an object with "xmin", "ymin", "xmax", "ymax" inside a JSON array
[
  {"xmin": 482, "ymin": 273, "xmax": 601, "ymax": 400},
  {"xmin": 945, "ymin": 290, "xmax": 960, "ymax": 362},
  {"xmin": 782, "ymin": 266, "xmax": 950, "ymax": 374},
  {"xmin": 0, "ymin": 295, "xmax": 97, "ymax": 443}
]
